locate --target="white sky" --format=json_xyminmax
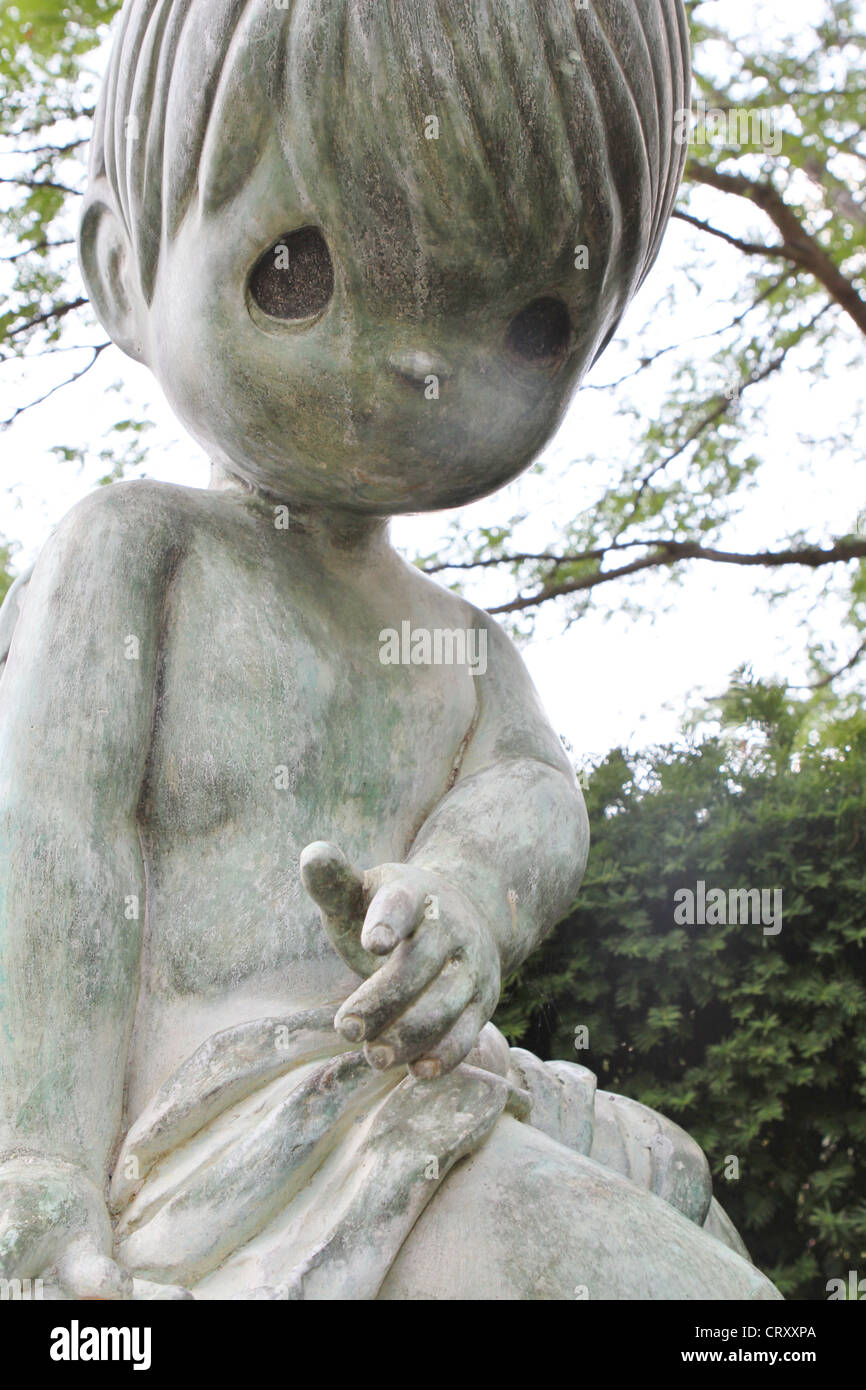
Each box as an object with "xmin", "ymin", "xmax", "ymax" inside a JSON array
[{"xmin": 1, "ymin": 0, "xmax": 862, "ymax": 759}]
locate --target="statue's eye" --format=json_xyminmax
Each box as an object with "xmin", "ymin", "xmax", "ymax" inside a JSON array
[
  {"xmin": 507, "ymin": 296, "xmax": 571, "ymax": 365},
  {"xmin": 248, "ymin": 227, "xmax": 334, "ymax": 321}
]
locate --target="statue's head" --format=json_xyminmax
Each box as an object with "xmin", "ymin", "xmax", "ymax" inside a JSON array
[{"xmin": 80, "ymin": 0, "xmax": 689, "ymax": 515}]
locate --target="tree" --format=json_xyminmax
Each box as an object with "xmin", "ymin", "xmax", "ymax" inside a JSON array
[
  {"xmin": 2, "ymin": 1, "xmax": 863, "ymax": 1303},
  {"xmin": 420, "ymin": 0, "xmax": 866, "ymax": 696},
  {"xmin": 495, "ymin": 680, "xmax": 866, "ymax": 1300},
  {"xmin": 0, "ymin": 0, "xmax": 128, "ymax": 478},
  {"xmin": 2, "ymin": 2, "xmax": 864, "ymax": 699}
]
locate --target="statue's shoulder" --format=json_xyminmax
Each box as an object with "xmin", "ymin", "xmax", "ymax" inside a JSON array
[
  {"xmin": 401, "ymin": 555, "xmax": 510, "ymax": 643},
  {"xmin": 0, "ymin": 481, "xmax": 203, "ymax": 677},
  {"xmin": 52, "ymin": 477, "xmax": 201, "ymax": 548},
  {"xmin": 31, "ymin": 479, "xmax": 208, "ymax": 586}
]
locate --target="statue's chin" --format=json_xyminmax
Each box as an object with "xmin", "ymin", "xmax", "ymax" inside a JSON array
[{"xmin": 210, "ymin": 453, "xmax": 532, "ymax": 518}]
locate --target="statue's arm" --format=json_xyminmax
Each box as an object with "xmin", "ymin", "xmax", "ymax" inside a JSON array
[
  {"xmin": 405, "ymin": 613, "xmax": 589, "ymax": 976},
  {"xmin": 303, "ymin": 612, "xmax": 589, "ymax": 1077},
  {"xmin": 0, "ymin": 484, "xmax": 180, "ymax": 1183},
  {"xmin": 0, "ymin": 562, "xmax": 35, "ymax": 679}
]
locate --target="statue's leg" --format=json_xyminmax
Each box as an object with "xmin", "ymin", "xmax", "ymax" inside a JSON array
[{"xmin": 379, "ymin": 1114, "xmax": 782, "ymax": 1301}]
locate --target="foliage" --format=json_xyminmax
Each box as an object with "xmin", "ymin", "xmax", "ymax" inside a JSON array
[
  {"xmin": 420, "ymin": 0, "xmax": 866, "ymax": 695},
  {"xmin": 0, "ymin": 538, "xmax": 18, "ymax": 605},
  {"xmin": 0, "ymin": 0, "xmax": 128, "ymax": 471},
  {"xmin": 2, "ymin": 3, "xmax": 864, "ymax": 694},
  {"xmin": 0, "ymin": 1, "xmax": 120, "ymax": 341},
  {"xmin": 496, "ymin": 680, "xmax": 866, "ymax": 1300},
  {"xmin": 2, "ymin": 3, "xmax": 864, "ymax": 1304}
]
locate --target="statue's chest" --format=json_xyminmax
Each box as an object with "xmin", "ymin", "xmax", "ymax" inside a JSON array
[{"xmin": 142, "ymin": 550, "xmax": 475, "ymax": 845}]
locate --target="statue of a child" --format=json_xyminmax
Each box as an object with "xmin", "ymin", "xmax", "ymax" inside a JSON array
[{"xmin": 0, "ymin": 0, "xmax": 780, "ymax": 1300}]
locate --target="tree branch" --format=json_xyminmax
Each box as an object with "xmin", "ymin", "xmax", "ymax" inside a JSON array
[
  {"xmin": 473, "ymin": 537, "xmax": 866, "ymax": 615},
  {"xmin": 621, "ymin": 302, "xmax": 831, "ymax": 521},
  {"xmin": 1, "ymin": 238, "xmax": 75, "ymax": 264},
  {"xmin": 2, "ymin": 138, "xmax": 88, "ymax": 159},
  {"xmin": 686, "ymin": 161, "xmax": 866, "ymax": 336},
  {"xmin": 585, "ymin": 272, "xmax": 792, "ymax": 393},
  {"xmin": 0, "ymin": 175, "xmax": 83, "ymax": 197},
  {"xmin": 672, "ymin": 209, "xmax": 795, "ymax": 261},
  {"xmin": 5, "ymin": 297, "xmax": 88, "ymax": 340},
  {"xmin": 5, "ymin": 110, "xmax": 95, "ymax": 138},
  {"xmin": 0, "ymin": 343, "xmax": 109, "ymax": 429},
  {"xmin": 627, "ymin": 347, "xmax": 785, "ymax": 510},
  {"xmin": 807, "ymin": 637, "xmax": 866, "ymax": 690}
]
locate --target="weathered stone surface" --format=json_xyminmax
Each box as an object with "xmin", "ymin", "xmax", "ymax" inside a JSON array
[{"xmin": 0, "ymin": 0, "xmax": 781, "ymax": 1299}]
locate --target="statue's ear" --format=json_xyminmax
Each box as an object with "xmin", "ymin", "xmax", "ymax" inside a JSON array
[{"xmin": 79, "ymin": 190, "xmax": 149, "ymax": 365}]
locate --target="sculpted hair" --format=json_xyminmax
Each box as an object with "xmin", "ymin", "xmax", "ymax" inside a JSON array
[{"xmin": 84, "ymin": 0, "xmax": 690, "ymax": 344}]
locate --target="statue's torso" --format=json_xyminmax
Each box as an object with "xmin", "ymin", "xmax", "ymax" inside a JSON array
[{"xmin": 124, "ymin": 492, "xmax": 477, "ymax": 1117}]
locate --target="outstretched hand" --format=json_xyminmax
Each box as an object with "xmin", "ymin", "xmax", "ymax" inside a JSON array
[{"xmin": 300, "ymin": 842, "xmax": 500, "ymax": 1079}]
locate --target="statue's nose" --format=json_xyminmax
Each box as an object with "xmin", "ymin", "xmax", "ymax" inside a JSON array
[{"xmin": 388, "ymin": 349, "xmax": 451, "ymax": 386}]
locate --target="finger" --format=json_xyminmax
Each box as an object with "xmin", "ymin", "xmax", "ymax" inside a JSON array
[
  {"xmin": 408, "ymin": 1002, "xmax": 487, "ymax": 1081},
  {"xmin": 361, "ymin": 880, "xmax": 427, "ymax": 955},
  {"xmin": 334, "ymin": 929, "xmax": 447, "ymax": 1048},
  {"xmin": 299, "ymin": 842, "xmax": 377, "ymax": 978},
  {"xmin": 0, "ymin": 1219, "xmax": 37, "ymax": 1279},
  {"xmin": 365, "ymin": 960, "xmax": 475, "ymax": 1067},
  {"xmin": 132, "ymin": 1277, "xmax": 195, "ymax": 1301},
  {"xmin": 56, "ymin": 1241, "xmax": 133, "ymax": 1300},
  {"xmin": 300, "ymin": 841, "xmax": 367, "ymax": 918}
]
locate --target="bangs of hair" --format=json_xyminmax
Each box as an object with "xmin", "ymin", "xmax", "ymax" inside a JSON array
[{"xmin": 88, "ymin": 0, "xmax": 689, "ymax": 326}]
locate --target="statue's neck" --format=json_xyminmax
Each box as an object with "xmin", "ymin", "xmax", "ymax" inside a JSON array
[{"xmin": 207, "ymin": 462, "xmax": 392, "ymax": 556}]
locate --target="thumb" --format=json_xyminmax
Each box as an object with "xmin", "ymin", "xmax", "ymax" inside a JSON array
[
  {"xmin": 299, "ymin": 842, "xmax": 378, "ymax": 978},
  {"xmin": 56, "ymin": 1238, "xmax": 133, "ymax": 1300}
]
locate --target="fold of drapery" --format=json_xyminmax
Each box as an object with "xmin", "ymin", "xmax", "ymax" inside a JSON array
[{"xmin": 111, "ymin": 1012, "xmax": 744, "ymax": 1298}]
